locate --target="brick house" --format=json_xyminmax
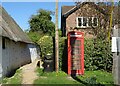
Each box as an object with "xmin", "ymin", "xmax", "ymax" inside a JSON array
[{"xmin": 61, "ymin": 2, "xmax": 111, "ymax": 38}]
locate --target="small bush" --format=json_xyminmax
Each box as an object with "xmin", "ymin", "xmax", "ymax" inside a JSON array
[
  {"xmin": 37, "ymin": 35, "xmax": 53, "ymax": 58},
  {"xmin": 37, "ymin": 35, "xmax": 67, "ymax": 70},
  {"xmin": 78, "ymin": 70, "xmax": 113, "ymax": 84},
  {"xmin": 59, "ymin": 37, "xmax": 67, "ymax": 70},
  {"xmin": 85, "ymin": 76, "xmax": 98, "ymax": 84}
]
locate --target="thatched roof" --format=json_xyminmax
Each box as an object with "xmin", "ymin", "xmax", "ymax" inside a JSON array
[{"xmin": 0, "ymin": 6, "xmax": 33, "ymax": 44}]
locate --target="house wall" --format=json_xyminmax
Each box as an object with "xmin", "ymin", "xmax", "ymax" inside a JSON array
[
  {"xmin": 65, "ymin": 4, "xmax": 108, "ymax": 38},
  {"xmin": 28, "ymin": 44, "xmax": 39, "ymax": 62},
  {"xmin": 2, "ymin": 38, "xmax": 31, "ymax": 77}
]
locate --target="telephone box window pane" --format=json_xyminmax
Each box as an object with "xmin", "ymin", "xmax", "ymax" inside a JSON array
[
  {"xmin": 71, "ymin": 50, "xmax": 80, "ymax": 55},
  {"xmin": 72, "ymin": 58, "xmax": 81, "ymax": 70},
  {"xmin": 83, "ymin": 17, "xmax": 87, "ymax": 26},
  {"xmin": 88, "ymin": 18, "xmax": 92, "ymax": 26},
  {"xmin": 71, "ymin": 47, "xmax": 80, "ymax": 55},
  {"xmin": 78, "ymin": 18, "xmax": 82, "ymax": 26},
  {"xmin": 70, "ymin": 39, "xmax": 81, "ymax": 70},
  {"xmin": 93, "ymin": 18, "xmax": 98, "ymax": 26},
  {"xmin": 70, "ymin": 40, "xmax": 80, "ymax": 47}
]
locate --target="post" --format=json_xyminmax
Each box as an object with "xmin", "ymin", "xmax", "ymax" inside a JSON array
[
  {"xmin": 112, "ymin": 25, "xmax": 120, "ymax": 85},
  {"xmin": 108, "ymin": 1, "xmax": 114, "ymax": 42},
  {"xmin": 55, "ymin": 0, "xmax": 59, "ymax": 72}
]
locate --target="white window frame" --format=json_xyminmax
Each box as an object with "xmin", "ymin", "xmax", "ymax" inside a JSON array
[
  {"xmin": 92, "ymin": 17, "xmax": 98, "ymax": 27},
  {"xmin": 76, "ymin": 17, "xmax": 98, "ymax": 28}
]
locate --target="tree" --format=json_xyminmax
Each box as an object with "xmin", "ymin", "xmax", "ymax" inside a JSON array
[
  {"xmin": 28, "ymin": 9, "xmax": 55, "ymax": 36},
  {"xmin": 27, "ymin": 31, "xmax": 44, "ymax": 43}
]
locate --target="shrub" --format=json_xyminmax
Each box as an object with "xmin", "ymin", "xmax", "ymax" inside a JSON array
[
  {"xmin": 85, "ymin": 76, "xmax": 98, "ymax": 84},
  {"xmin": 37, "ymin": 35, "xmax": 53, "ymax": 58},
  {"xmin": 27, "ymin": 31, "xmax": 45, "ymax": 43},
  {"xmin": 59, "ymin": 37, "xmax": 67, "ymax": 70},
  {"xmin": 37, "ymin": 35, "xmax": 67, "ymax": 70},
  {"xmin": 84, "ymin": 38, "xmax": 113, "ymax": 71}
]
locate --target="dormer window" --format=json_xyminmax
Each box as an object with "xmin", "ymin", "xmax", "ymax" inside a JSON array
[{"xmin": 77, "ymin": 17, "xmax": 98, "ymax": 28}]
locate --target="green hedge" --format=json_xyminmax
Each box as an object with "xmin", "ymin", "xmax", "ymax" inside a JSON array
[
  {"xmin": 37, "ymin": 35, "xmax": 113, "ymax": 72},
  {"xmin": 59, "ymin": 37, "xmax": 67, "ymax": 70},
  {"xmin": 84, "ymin": 39, "xmax": 113, "ymax": 71}
]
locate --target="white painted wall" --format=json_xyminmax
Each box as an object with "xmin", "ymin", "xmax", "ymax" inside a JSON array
[
  {"xmin": 28, "ymin": 44, "xmax": 39, "ymax": 62},
  {"xmin": 0, "ymin": 37, "xmax": 39, "ymax": 78},
  {"xmin": 2, "ymin": 38, "xmax": 31, "ymax": 77}
]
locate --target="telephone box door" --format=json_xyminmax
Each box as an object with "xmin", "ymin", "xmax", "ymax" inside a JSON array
[{"xmin": 68, "ymin": 31, "xmax": 84, "ymax": 75}]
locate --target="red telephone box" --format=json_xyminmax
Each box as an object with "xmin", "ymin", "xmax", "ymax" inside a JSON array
[{"xmin": 68, "ymin": 31, "xmax": 84, "ymax": 75}]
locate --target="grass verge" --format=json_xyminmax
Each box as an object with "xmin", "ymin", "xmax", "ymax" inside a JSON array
[
  {"xmin": 1, "ymin": 68, "xmax": 22, "ymax": 84},
  {"xmin": 34, "ymin": 68, "xmax": 80, "ymax": 84},
  {"xmin": 34, "ymin": 68, "xmax": 113, "ymax": 85}
]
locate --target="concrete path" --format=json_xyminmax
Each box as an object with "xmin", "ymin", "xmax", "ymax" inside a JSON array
[{"xmin": 20, "ymin": 60, "xmax": 38, "ymax": 84}]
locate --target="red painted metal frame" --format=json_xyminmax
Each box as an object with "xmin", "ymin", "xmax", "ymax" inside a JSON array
[{"xmin": 67, "ymin": 31, "xmax": 84, "ymax": 75}]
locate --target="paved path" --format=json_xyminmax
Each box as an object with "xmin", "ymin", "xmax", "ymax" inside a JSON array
[{"xmin": 20, "ymin": 60, "xmax": 38, "ymax": 84}]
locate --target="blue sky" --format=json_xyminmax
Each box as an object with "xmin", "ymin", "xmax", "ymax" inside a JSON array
[{"xmin": 2, "ymin": 2, "xmax": 75, "ymax": 30}]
